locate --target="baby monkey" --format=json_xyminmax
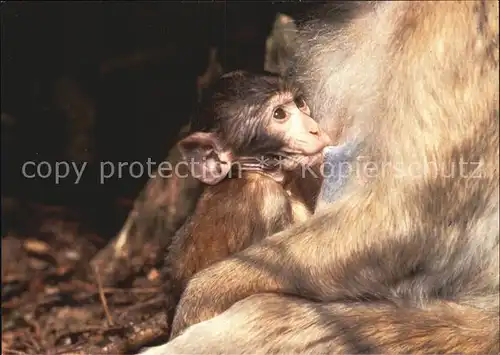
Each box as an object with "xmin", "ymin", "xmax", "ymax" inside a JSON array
[{"xmin": 162, "ymin": 70, "xmax": 332, "ymax": 336}]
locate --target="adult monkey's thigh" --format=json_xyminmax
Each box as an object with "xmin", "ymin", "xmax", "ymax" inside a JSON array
[
  {"xmin": 158, "ymin": 1, "xmax": 499, "ymax": 353},
  {"xmin": 147, "ymin": 293, "xmax": 499, "ymax": 354}
]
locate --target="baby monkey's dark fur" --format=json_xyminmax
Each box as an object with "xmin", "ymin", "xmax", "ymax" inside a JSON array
[{"xmin": 161, "ymin": 70, "xmax": 331, "ymax": 336}]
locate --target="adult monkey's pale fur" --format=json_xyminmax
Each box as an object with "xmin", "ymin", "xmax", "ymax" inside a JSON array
[{"xmin": 142, "ymin": 1, "xmax": 499, "ymax": 353}]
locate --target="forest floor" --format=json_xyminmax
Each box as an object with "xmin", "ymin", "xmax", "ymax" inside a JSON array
[{"xmin": 2, "ymin": 198, "xmax": 167, "ymax": 355}]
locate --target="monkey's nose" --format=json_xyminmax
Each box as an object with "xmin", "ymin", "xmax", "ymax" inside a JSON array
[{"xmin": 319, "ymin": 131, "xmax": 333, "ymax": 145}]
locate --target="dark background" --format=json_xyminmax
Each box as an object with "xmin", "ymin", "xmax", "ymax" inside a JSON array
[{"xmin": 1, "ymin": 2, "xmax": 321, "ymax": 223}]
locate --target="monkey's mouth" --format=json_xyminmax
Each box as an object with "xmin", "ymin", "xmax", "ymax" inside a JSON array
[{"xmin": 294, "ymin": 152, "xmax": 324, "ymax": 167}]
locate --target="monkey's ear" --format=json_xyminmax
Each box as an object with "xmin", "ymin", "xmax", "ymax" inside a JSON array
[{"xmin": 177, "ymin": 132, "xmax": 233, "ymax": 185}]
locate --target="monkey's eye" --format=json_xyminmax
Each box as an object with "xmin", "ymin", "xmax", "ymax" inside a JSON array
[
  {"xmin": 273, "ymin": 107, "xmax": 288, "ymax": 121},
  {"xmin": 294, "ymin": 96, "xmax": 306, "ymax": 109}
]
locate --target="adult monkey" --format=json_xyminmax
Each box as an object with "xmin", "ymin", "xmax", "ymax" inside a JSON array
[{"xmin": 143, "ymin": 1, "xmax": 499, "ymax": 353}]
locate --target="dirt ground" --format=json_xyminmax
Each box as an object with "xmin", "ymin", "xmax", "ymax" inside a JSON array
[{"xmin": 2, "ymin": 198, "xmax": 167, "ymax": 355}]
